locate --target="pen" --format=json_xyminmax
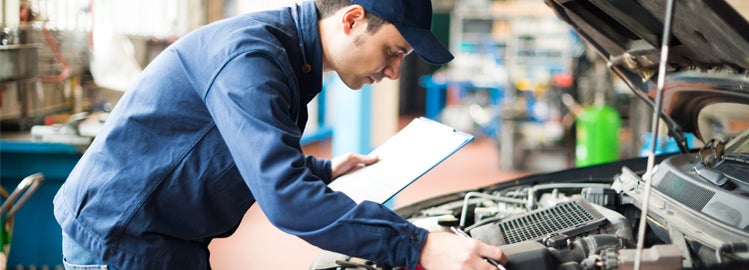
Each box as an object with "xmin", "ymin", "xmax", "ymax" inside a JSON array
[{"xmin": 450, "ymin": 226, "xmax": 507, "ymax": 270}]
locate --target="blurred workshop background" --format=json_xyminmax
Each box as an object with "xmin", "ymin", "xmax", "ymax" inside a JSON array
[{"xmin": 1, "ymin": 0, "xmax": 673, "ymax": 269}]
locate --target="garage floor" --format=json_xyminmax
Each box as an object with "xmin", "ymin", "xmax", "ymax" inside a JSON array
[{"xmin": 208, "ymin": 117, "xmax": 567, "ymax": 269}]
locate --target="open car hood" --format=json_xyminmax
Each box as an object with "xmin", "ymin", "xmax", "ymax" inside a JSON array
[{"xmin": 546, "ymin": 0, "xmax": 749, "ymax": 144}]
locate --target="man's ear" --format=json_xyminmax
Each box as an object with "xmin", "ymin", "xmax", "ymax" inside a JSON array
[{"xmin": 340, "ymin": 5, "xmax": 367, "ymax": 35}]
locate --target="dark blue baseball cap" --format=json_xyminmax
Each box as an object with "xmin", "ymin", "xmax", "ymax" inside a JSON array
[{"xmin": 349, "ymin": 0, "xmax": 454, "ymax": 65}]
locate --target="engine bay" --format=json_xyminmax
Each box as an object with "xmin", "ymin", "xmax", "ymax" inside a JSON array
[{"xmin": 311, "ymin": 131, "xmax": 749, "ymax": 270}]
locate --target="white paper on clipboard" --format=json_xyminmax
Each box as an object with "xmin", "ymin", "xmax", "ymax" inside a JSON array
[{"xmin": 328, "ymin": 117, "xmax": 474, "ymax": 204}]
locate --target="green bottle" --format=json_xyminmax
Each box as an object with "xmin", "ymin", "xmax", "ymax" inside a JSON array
[{"xmin": 575, "ymin": 104, "xmax": 620, "ymax": 167}]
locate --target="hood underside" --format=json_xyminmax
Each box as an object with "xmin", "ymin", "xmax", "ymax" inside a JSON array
[
  {"xmin": 546, "ymin": 0, "xmax": 749, "ymax": 73},
  {"xmin": 546, "ymin": 0, "xmax": 749, "ymax": 142}
]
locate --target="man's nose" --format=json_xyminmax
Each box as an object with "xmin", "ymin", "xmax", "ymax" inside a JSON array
[{"xmin": 383, "ymin": 57, "xmax": 403, "ymax": 80}]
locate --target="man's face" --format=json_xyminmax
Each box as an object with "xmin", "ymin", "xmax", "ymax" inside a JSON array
[{"xmin": 333, "ymin": 22, "xmax": 413, "ymax": 90}]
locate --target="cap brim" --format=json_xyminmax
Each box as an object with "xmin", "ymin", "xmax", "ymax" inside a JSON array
[{"xmin": 396, "ymin": 25, "xmax": 454, "ymax": 65}]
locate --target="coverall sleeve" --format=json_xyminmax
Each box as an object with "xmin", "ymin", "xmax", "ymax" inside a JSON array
[
  {"xmin": 304, "ymin": 155, "xmax": 333, "ymax": 184},
  {"xmin": 202, "ymin": 51, "xmax": 427, "ymax": 268}
]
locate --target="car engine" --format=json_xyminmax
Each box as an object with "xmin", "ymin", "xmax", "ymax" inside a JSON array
[{"xmin": 310, "ymin": 129, "xmax": 749, "ymax": 270}]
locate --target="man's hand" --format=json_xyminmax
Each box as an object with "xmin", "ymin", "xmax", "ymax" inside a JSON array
[
  {"xmin": 331, "ymin": 152, "xmax": 379, "ymax": 179},
  {"xmin": 419, "ymin": 232, "xmax": 507, "ymax": 270}
]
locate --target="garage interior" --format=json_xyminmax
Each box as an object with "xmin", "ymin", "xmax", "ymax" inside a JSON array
[{"xmin": 5, "ymin": 0, "xmax": 746, "ymax": 269}]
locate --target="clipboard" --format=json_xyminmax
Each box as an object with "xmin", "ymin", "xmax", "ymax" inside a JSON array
[{"xmin": 328, "ymin": 117, "xmax": 474, "ymax": 204}]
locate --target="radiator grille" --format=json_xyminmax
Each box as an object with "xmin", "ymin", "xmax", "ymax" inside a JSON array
[{"xmin": 497, "ymin": 199, "xmax": 606, "ymax": 244}]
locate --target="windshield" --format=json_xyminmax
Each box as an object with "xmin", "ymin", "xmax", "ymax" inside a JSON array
[{"xmin": 697, "ymin": 103, "xmax": 749, "ymax": 143}]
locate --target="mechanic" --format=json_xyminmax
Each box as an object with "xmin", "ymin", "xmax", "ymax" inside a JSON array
[{"xmin": 53, "ymin": 0, "xmax": 507, "ymax": 269}]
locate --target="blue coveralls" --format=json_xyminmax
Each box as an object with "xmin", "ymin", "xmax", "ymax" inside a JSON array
[{"xmin": 53, "ymin": 2, "xmax": 427, "ymax": 269}]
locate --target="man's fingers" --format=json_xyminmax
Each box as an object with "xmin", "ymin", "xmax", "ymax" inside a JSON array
[
  {"xmin": 361, "ymin": 154, "xmax": 379, "ymax": 165},
  {"xmin": 478, "ymin": 243, "xmax": 507, "ymax": 266},
  {"xmin": 331, "ymin": 153, "xmax": 380, "ymax": 179},
  {"xmin": 351, "ymin": 154, "xmax": 378, "ymax": 168}
]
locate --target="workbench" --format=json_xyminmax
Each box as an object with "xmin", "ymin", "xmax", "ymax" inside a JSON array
[{"xmin": 1, "ymin": 136, "xmax": 81, "ymax": 269}]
